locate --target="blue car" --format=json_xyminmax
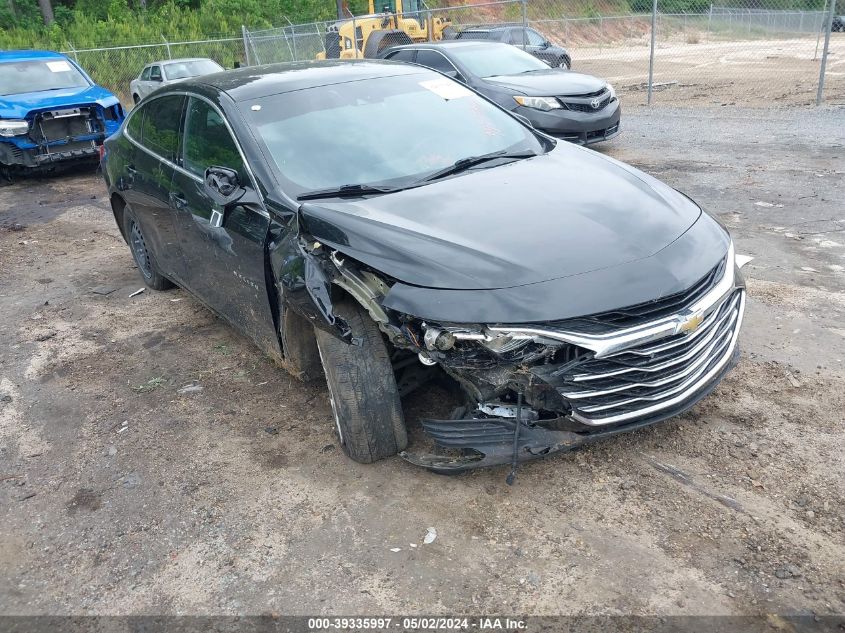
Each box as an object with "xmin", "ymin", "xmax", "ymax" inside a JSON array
[{"xmin": 0, "ymin": 50, "xmax": 125, "ymax": 175}]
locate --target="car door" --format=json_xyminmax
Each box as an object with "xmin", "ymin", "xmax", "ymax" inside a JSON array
[
  {"xmin": 170, "ymin": 95, "xmax": 281, "ymax": 357},
  {"xmin": 516, "ymin": 28, "xmax": 555, "ymax": 64},
  {"xmin": 146, "ymin": 65, "xmax": 163, "ymax": 96},
  {"xmin": 136, "ymin": 65, "xmax": 151, "ymax": 98},
  {"xmin": 120, "ymin": 94, "xmax": 187, "ymax": 281}
]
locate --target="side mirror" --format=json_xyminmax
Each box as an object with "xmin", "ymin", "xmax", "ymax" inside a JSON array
[
  {"xmin": 541, "ymin": 41, "xmax": 551, "ymax": 49},
  {"xmin": 151, "ymin": 74, "xmax": 162, "ymax": 82},
  {"xmin": 204, "ymin": 165, "xmax": 243, "ymax": 207}
]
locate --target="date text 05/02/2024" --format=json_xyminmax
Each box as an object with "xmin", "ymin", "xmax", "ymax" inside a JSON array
[{"xmin": 307, "ymin": 617, "xmax": 528, "ymax": 630}]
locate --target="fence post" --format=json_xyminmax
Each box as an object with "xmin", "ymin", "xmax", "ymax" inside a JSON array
[
  {"xmin": 816, "ymin": 0, "xmax": 836, "ymax": 105},
  {"xmin": 521, "ymin": 0, "xmax": 528, "ymax": 46},
  {"xmin": 708, "ymin": 3, "xmax": 712, "ymax": 33},
  {"xmin": 647, "ymin": 0, "xmax": 657, "ymax": 105},
  {"xmin": 161, "ymin": 35, "xmax": 172, "ymax": 59},
  {"xmin": 68, "ymin": 42, "xmax": 79, "ymax": 63},
  {"xmin": 242, "ymin": 25, "xmax": 252, "ymax": 66},
  {"xmin": 353, "ymin": 16, "xmax": 358, "ymax": 58}
]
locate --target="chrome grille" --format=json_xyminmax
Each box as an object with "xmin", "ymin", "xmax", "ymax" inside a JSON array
[
  {"xmin": 559, "ymin": 89, "xmax": 613, "ymax": 112},
  {"xmin": 559, "ymin": 288, "xmax": 745, "ymax": 426},
  {"xmin": 554, "ymin": 257, "xmax": 727, "ymax": 333}
]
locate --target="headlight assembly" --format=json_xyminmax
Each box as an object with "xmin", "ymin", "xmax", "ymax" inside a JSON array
[
  {"xmin": 0, "ymin": 119, "xmax": 29, "ymax": 137},
  {"xmin": 513, "ymin": 96, "xmax": 562, "ymax": 111},
  {"xmin": 607, "ymin": 83, "xmax": 617, "ymax": 100}
]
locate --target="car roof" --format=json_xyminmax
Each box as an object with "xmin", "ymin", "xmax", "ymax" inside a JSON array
[
  {"xmin": 386, "ymin": 41, "xmax": 511, "ymax": 52},
  {"xmin": 0, "ymin": 50, "xmax": 68, "ymax": 63},
  {"xmin": 180, "ymin": 60, "xmax": 427, "ymax": 102},
  {"xmin": 145, "ymin": 58, "xmax": 218, "ymax": 67}
]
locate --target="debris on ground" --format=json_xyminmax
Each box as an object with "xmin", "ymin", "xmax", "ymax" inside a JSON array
[
  {"xmin": 129, "ymin": 288, "xmax": 145, "ymax": 298},
  {"xmin": 91, "ymin": 286, "xmax": 117, "ymax": 296},
  {"xmin": 423, "ymin": 527, "xmax": 437, "ymax": 545},
  {"xmin": 177, "ymin": 383, "xmax": 203, "ymax": 395}
]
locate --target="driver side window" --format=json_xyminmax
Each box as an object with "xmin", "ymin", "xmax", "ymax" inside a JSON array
[{"xmin": 182, "ymin": 97, "xmax": 245, "ymax": 181}]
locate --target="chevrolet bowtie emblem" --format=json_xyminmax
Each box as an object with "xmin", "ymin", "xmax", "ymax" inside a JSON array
[{"xmin": 676, "ymin": 312, "xmax": 704, "ymax": 335}]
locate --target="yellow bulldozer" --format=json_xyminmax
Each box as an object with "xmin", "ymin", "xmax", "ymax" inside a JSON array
[{"xmin": 317, "ymin": 0, "xmax": 454, "ymax": 60}]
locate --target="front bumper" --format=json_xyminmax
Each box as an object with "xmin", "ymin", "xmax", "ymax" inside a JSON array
[
  {"xmin": 402, "ymin": 345, "xmax": 739, "ymax": 473},
  {"xmin": 518, "ymin": 98, "xmax": 622, "ymax": 145},
  {"xmin": 0, "ymin": 105, "xmax": 121, "ymax": 169},
  {"xmin": 403, "ymin": 250, "xmax": 746, "ymax": 473}
]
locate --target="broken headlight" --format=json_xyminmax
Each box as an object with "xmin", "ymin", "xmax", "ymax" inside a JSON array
[
  {"xmin": 0, "ymin": 119, "xmax": 29, "ymax": 137},
  {"xmin": 422, "ymin": 324, "xmax": 529, "ymax": 355}
]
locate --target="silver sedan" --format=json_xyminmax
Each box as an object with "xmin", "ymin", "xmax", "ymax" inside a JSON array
[{"xmin": 129, "ymin": 58, "xmax": 224, "ymax": 103}]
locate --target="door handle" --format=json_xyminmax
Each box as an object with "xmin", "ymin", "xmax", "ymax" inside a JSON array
[{"xmin": 169, "ymin": 192, "xmax": 188, "ymax": 209}]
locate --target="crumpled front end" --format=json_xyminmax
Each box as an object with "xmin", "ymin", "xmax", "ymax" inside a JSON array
[
  {"xmin": 403, "ymin": 244, "xmax": 747, "ymax": 472},
  {"xmin": 302, "ymin": 231, "xmax": 747, "ymax": 473},
  {"xmin": 1, "ymin": 102, "xmax": 124, "ymax": 169}
]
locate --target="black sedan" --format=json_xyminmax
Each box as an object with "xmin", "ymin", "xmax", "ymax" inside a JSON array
[
  {"xmin": 102, "ymin": 60, "xmax": 748, "ymax": 474},
  {"xmin": 452, "ymin": 25, "xmax": 572, "ymax": 69},
  {"xmin": 382, "ymin": 41, "xmax": 620, "ymax": 145}
]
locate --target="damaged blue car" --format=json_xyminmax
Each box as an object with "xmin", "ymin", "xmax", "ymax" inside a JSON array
[{"xmin": 0, "ymin": 50, "xmax": 124, "ymax": 176}]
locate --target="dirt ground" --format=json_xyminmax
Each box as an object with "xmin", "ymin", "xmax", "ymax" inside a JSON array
[
  {"xmin": 1, "ymin": 105, "xmax": 844, "ymax": 618},
  {"xmin": 569, "ymin": 33, "xmax": 845, "ymax": 107}
]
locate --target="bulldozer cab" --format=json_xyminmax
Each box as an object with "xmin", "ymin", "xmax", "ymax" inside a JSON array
[{"xmin": 370, "ymin": 0, "xmax": 424, "ymax": 15}]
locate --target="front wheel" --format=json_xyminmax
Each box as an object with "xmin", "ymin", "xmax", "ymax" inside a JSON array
[
  {"xmin": 313, "ymin": 298, "xmax": 407, "ymax": 463},
  {"xmin": 558, "ymin": 57, "xmax": 571, "ymax": 69},
  {"xmin": 122, "ymin": 204, "xmax": 173, "ymax": 291}
]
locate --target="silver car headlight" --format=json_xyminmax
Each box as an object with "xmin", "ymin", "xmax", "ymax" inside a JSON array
[
  {"xmin": 0, "ymin": 119, "xmax": 29, "ymax": 137},
  {"xmin": 513, "ymin": 96, "xmax": 562, "ymax": 112},
  {"xmin": 607, "ymin": 83, "xmax": 617, "ymax": 100}
]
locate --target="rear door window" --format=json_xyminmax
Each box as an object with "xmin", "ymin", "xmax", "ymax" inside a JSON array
[
  {"xmin": 126, "ymin": 107, "xmax": 145, "ymax": 140},
  {"xmin": 415, "ymin": 50, "xmax": 457, "ymax": 74},
  {"xmin": 140, "ymin": 95, "xmax": 185, "ymax": 162},
  {"xmin": 386, "ymin": 49, "xmax": 416, "ymax": 63}
]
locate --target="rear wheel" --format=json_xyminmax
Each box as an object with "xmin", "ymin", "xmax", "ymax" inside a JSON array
[
  {"xmin": 122, "ymin": 204, "xmax": 173, "ymax": 291},
  {"xmin": 313, "ymin": 298, "xmax": 407, "ymax": 463}
]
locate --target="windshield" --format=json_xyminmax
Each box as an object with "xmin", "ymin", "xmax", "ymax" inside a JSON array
[
  {"xmin": 163, "ymin": 59, "xmax": 223, "ymax": 80},
  {"xmin": 0, "ymin": 59, "xmax": 89, "ymax": 96},
  {"xmin": 245, "ymin": 72, "xmax": 545, "ymax": 194},
  {"xmin": 451, "ymin": 45, "xmax": 548, "ymax": 77}
]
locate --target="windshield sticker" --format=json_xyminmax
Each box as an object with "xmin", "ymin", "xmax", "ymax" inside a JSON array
[
  {"xmin": 419, "ymin": 78, "xmax": 472, "ymax": 101},
  {"xmin": 46, "ymin": 61, "xmax": 72, "ymax": 73}
]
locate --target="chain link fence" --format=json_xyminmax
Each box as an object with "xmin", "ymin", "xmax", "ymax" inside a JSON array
[
  {"xmin": 242, "ymin": 0, "xmax": 842, "ymax": 107},
  {"xmin": 62, "ymin": 37, "xmax": 247, "ymax": 106},
  {"xmin": 58, "ymin": 0, "xmax": 841, "ymax": 109}
]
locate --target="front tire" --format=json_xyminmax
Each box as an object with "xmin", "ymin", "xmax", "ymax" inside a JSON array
[
  {"xmin": 313, "ymin": 298, "xmax": 407, "ymax": 463},
  {"xmin": 558, "ymin": 56, "xmax": 571, "ymax": 69},
  {"xmin": 122, "ymin": 204, "xmax": 173, "ymax": 291}
]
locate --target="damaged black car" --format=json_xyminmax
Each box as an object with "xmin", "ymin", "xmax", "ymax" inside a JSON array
[{"xmin": 101, "ymin": 60, "xmax": 749, "ymax": 474}]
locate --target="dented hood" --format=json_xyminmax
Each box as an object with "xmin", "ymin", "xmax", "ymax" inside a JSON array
[{"xmin": 299, "ymin": 143, "xmax": 702, "ymax": 291}]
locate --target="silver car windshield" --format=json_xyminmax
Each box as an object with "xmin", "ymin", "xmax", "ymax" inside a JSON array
[
  {"xmin": 451, "ymin": 45, "xmax": 549, "ymax": 78},
  {"xmin": 163, "ymin": 59, "xmax": 223, "ymax": 80},
  {"xmin": 0, "ymin": 59, "xmax": 88, "ymax": 96},
  {"xmin": 244, "ymin": 73, "xmax": 544, "ymax": 193}
]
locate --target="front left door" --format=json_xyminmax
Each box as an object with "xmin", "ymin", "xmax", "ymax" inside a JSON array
[{"xmin": 170, "ymin": 95, "xmax": 281, "ymax": 358}]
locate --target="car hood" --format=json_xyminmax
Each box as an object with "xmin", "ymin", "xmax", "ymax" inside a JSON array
[
  {"xmin": 299, "ymin": 143, "xmax": 702, "ymax": 292},
  {"xmin": 0, "ymin": 84, "xmax": 119, "ymax": 119},
  {"xmin": 483, "ymin": 69, "xmax": 606, "ymax": 96}
]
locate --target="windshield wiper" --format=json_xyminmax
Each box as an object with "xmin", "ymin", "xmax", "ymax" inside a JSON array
[
  {"xmin": 297, "ymin": 183, "xmax": 402, "ymax": 201},
  {"xmin": 420, "ymin": 150, "xmax": 537, "ymax": 183}
]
